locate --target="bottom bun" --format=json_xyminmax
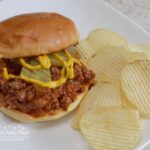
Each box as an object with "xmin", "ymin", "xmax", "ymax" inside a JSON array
[{"xmin": 0, "ymin": 90, "xmax": 87, "ymax": 122}]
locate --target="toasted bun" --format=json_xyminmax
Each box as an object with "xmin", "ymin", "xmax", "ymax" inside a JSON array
[
  {"xmin": 0, "ymin": 90, "xmax": 87, "ymax": 122},
  {"xmin": 0, "ymin": 12, "xmax": 79, "ymax": 58}
]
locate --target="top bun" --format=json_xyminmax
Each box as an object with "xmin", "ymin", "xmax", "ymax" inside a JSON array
[{"xmin": 0, "ymin": 12, "xmax": 79, "ymax": 58}]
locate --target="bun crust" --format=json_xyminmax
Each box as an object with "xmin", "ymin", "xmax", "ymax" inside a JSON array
[
  {"xmin": 0, "ymin": 90, "xmax": 87, "ymax": 122},
  {"xmin": 0, "ymin": 13, "xmax": 79, "ymax": 58}
]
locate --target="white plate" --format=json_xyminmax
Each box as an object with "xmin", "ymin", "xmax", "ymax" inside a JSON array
[{"xmin": 0, "ymin": 0, "xmax": 150, "ymax": 150}]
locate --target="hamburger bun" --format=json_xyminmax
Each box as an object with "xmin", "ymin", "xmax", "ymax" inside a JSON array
[{"xmin": 0, "ymin": 12, "xmax": 79, "ymax": 58}]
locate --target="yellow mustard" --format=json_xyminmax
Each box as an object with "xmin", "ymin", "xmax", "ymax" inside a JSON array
[
  {"xmin": 3, "ymin": 67, "xmax": 67, "ymax": 88},
  {"xmin": 37, "ymin": 55, "xmax": 51, "ymax": 69},
  {"xmin": 19, "ymin": 58, "xmax": 42, "ymax": 70},
  {"xmin": 3, "ymin": 50, "xmax": 81, "ymax": 88},
  {"xmin": 3, "ymin": 68, "xmax": 17, "ymax": 79}
]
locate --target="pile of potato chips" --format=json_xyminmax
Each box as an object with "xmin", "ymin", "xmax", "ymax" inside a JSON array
[{"xmin": 72, "ymin": 28, "xmax": 150, "ymax": 150}]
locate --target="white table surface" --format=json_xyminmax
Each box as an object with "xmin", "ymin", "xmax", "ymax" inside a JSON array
[{"xmin": 104, "ymin": 0, "xmax": 150, "ymax": 32}]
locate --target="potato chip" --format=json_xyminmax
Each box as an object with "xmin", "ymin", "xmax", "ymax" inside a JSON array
[
  {"xmin": 72, "ymin": 82, "xmax": 121, "ymax": 130},
  {"xmin": 75, "ymin": 28, "xmax": 128, "ymax": 61},
  {"xmin": 80, "ymin": 107, "xmax": 141, "ymax": 150},
  {"xmin": 128, "ymin": 44, "xmax": 150, "ymax": 54},
  {"xmin": 87, "ymin": 28, "xmax": 127, "ymax": 49},
  {"xmin": 121, "ymin": 60, "xmax": 150, "ymax": 117},
  {"xmin": 87, "ymin": 46, "xmax": 129, "ymax": 83},
  {"xmin": 121, "ymin": 90, "xmax": 136, "ymax": 109},
  {"xmin": 76, "ymin": 40, "xmax": 97, "ymax": 62},
  {"xmin": 128, "ymin": 52, "xmax": 149, "ymax": 63},
  {"xmin": 121, "ymin": 91, "xmax": 143, "ymax": 124}
]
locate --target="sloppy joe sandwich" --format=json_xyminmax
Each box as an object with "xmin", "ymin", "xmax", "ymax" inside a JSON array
[{"xmin": 0, "ymin": 12, "xmax": 95, "ymax": 122}]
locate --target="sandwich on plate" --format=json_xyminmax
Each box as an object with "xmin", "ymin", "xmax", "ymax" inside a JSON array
[{"xmin": 0, "ymin": 12, "xmax": 95, "ymax": 122}]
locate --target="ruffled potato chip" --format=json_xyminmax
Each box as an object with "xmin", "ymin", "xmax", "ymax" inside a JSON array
[
  {"xmin": 121, "ymin": 92, "xmax": 143, "ymax": 124},
  {"xmin": 76, "ymin": 28, "xmax": 128, "ymax": 61},
  {"xmin": 76, "ymin": 40, "xmax": 96, "ymax": 62},
  {"xmin": 121, "ymin": 90, "xmax": 136, "ymax": 109},
  {"xmin": 87, "ymin": 46, "xmax": 129, "ymax": 83},
  {"xmin": 72, "ymin": 82, "xmax": 121, "ymax": 130},
  {"xmin": 87, "ymin": 28, "xmax": 127, "ymax": 49},
  {"xmin": 128, "ymin": 44, "xmax": 150, "ymax": 54},
  {"xmin": 80, "ymin": 107, "xmax": 141, "ymax": 150},
  {"xmin": 128, "ymin": 52, "xmax": 149, "ymax": 63},
  {"xmin": 121, "ymin": 60, "xmax": 150, "ymax": 117}
]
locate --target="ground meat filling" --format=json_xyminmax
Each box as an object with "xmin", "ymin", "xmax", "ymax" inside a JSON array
[{"xmin": 0, "ymin": 61, "xmax": 95, "ymax": 117}]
